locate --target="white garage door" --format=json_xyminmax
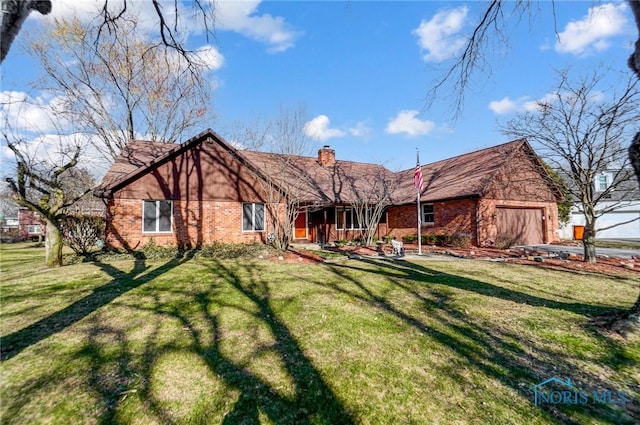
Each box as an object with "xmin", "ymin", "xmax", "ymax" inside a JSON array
[{"xmin": 596, "ymin": 212, "xmax": 640, "ymax": 239}]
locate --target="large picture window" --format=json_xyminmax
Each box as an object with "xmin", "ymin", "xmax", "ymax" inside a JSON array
[
  {"xmin": 336, "ymin": 207, "xmax": 367, "ymax": 230},
  {"xmin": 243, "ymin": 203, "xmax": 265, "ymax": 232},
  {"xmin": 143, "ymin": 200, "xmax": 172, "ymax": 233},
  {"xmin": 422, "ymin": 203, "xmax": 434, "ymax": 224}
]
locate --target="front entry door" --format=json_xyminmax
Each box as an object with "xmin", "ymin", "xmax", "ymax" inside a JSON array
[{"xmin": 294, "ymin": 211, "xmax": 308, "ymax": 240}]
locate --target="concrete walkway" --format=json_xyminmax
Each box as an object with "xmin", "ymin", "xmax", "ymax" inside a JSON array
[{"xmin": 515, "ymin": 244, "xmax": 640, "ymax": 259}]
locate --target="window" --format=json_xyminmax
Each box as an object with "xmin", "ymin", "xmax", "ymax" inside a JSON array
[
  {"xmin": 422, "ymin": 204, "xmax": 434, "ymax": 224},
  {"xmin": 336, "ymin": 207, "xmax": 367, "ymax": 230},
  {"xmin": 596, "ymin": 174, "xmax": 609, "ymax": 192},
  {"xmin": 27, "ymin": 224, "xmax": 42, "ymax": 234},
  {"xmin": 243, "ymin": 203, "xmax": 265, "ymax": 232},
  {"xmin": 143, "ymin": 200, "xmax": 172, "ymax": 233}
]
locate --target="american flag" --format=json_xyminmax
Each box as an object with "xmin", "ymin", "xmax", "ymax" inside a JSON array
[{"xmin": 414, "ymin": 151, "xmax": 423, "ymax": 190}]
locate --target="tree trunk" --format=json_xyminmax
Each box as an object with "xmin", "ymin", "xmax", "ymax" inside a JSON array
[
  {"xmin": 44, "ymin": 219, "xmax": 63, "ymax": 267},
  {"xmin": 582, "ymin": 224, "xmax": 597, "ymax": 263}
]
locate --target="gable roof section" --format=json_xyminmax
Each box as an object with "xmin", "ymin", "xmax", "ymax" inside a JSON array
[
  {"xmin": 97, "ymin": 129, "xmax": 241, "ymax": 196},
  {"xmin": 394, "ymin": 139, "xmax": 533, "ymax": 203},
  {"xmin": 98, "ymin": 134, "xmax": 559, "ymax": 204}
]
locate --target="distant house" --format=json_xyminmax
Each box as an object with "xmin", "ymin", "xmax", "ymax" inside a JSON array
[
  {"xmin": 18, "ymin": 208, "xmax": 44, "ymax": 240},
  {"xmin": 560, "ymin": 169, "xmax": 640, "ymax": 240},
  {"xmin": 96, "ymin": 130, "xmax": 562, "ymax": 249}
]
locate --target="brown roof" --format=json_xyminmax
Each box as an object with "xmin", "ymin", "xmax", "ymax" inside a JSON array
[
  {"xmin": 394, "ymin": 139, "xmax": 529, "ymax": 203},
  {"xmin": 98, "ymin": 132, "xmax": 555, "ymax": 204},
  {"xmin": 240, "ymin": 150, "xmax": 394, "ymax": 204},
  {"xmin": 98, "ymin": 140, "xmax": 179, "ymax": 190}
]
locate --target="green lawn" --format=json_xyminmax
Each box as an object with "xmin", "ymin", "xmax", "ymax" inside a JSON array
[{"xmin": 1, "ymin": 243, "xmax": 639, "ymax": 424}]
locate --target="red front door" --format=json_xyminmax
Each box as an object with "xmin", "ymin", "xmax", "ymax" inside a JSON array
[{"xmin": 294, "ymin": 212, "xmax": 307, "ymax": 239}]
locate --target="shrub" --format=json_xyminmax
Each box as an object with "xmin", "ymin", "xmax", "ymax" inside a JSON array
[
  {"xmin": 61, "ymin": 215, "xmax": 105, "ymax": 256},
  {"xmin": 334, "ymin": 239, "xmax": 347, "ymax": 247},
  {"xmin": 435, "ymin": 234, "xmax": 451, "ymax": 246},
  {"xmin": 450, "ymin": 231, "xmax": 472, "ymax": 248},
  {"xmin": 495, "ymin": 234, "xmax": 517, "ymax": 250},
  {"xmin": 422, "ymin": 234, "xmax": 437, "ymax": 245},
  {"xmin": 382, "ymin": 235, "xmax": 394, "ymax": 243},
  {"xmin": 402, "ymin": 235, "xmax": 417, "ymax": 243},
  {"xmin": 197, "ymin": 242, "xmax": 270, "ymax": 259}
]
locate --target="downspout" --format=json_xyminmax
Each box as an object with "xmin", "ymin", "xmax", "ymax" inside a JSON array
[{"xmin": 475, "ymin": 199, "xmax": 480, "ymax": 247}]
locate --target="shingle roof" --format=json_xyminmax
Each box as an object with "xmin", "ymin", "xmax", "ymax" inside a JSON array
[
  {"xmin": 240, "ymin": 150, "xmax": 394, "ymax": 204},
  {"xmin": 98, "ymin": 132, "xmax": 553, "ymax": 205},
  {"xmin": 394, "ymin": 139, "xmax": 528, "ymax": 203},
  {"xmin": 98, "ymin": 140, "xmax": 179, "ymax": 190}
]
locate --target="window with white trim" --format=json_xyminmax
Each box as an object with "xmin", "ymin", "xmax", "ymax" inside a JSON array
[
  {"xmin": 422, "ymin": 203, "xmax": 434, "ymax": 224},
  {"xmin": 595, "ymin": 174, "xmax": 609, "ymax": 192},
  {"xmin": 243, "ymin": 203, "xmax": 265, "ymax": 232},
  {"xmin": 143, "ymin": 200, "xmax": 172, "ymax": 233},
  {"xmin": 27, "ymin": 224, "xmax": 43, "ymax": 234}
]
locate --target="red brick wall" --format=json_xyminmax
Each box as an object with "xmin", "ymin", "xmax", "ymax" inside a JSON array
[
  {"xmin": 387, "ymin": 199, "xmax": 478, "ymax": 243},
  {"xmin": 106, "ymin": 198, "xmax": 277, "ymax": 249}
]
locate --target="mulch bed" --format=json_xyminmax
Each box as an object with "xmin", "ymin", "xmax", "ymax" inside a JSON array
[
  {"xmin": 271, "ymin": 243, "xmax": 639, "ymax": 276},
  {"xmin": 328, "ymin": 243, "xmax": 640, "ymax": 276}
]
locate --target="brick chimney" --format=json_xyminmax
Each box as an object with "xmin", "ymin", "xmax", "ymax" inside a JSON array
[{"xmin": 317, "ymin": 145, "xmax": 336, "ymax": 166}]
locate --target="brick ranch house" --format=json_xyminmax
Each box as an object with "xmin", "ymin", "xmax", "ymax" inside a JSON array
[{"xmin": 96, "ymin": 129, "xmax": 562, "ymax": 249}]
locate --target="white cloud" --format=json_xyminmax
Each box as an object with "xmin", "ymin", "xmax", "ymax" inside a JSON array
[
  {"xmin": 304, "ymin": 115, "xmax": 345, "ymax": 141},
  {"xmin": 489, "ymin": 92, "xmax": 604, "ymax": 115},
  {"xmin": 216, "ymin": 0, "xmax": 302, "ymax": 53},
  {"xmin": 0, "ymin": 91, "xmax": 69, "ymax": 133},
  {"xmin": 413, "ymin": 6, "xmax": 468, "ymax": 62},
  {"xmin": 37, "ymin": 0, "xmax": 299, "ymax": 53},
  {"xmin": 2, "ymin": 132, "xmax": 111, "ymax": 179},
  {"xmin": 385, "ymin": 110, "xmax": 435, "ymax": 136},
  {"xmin": 348, "ymin": 121, "xmax": 372, "ymax": 139},
  {"xmin": 188, "ymin": 45, "xmax": 225, "ymax": 71},
  {"xmin": 488, "ymin": 97, "xmax": 518, "ymax": 115},
  {"xmin": 555, "ymin": 2, "xmax": 628, "ymax": 55}
]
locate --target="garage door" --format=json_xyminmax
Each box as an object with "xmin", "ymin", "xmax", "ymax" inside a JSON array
[{"xmin": 496, "ymin": 207, "xmax": 544, "ymax": 245}]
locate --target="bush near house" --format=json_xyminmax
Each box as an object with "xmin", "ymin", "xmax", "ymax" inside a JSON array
[
  {"xmin": 402, "ymin": 233, "xmax": 454, "ymax": 246},
  {"xmin": 495, "ymin": 233, "xmax": 518, "ymax": 250}
]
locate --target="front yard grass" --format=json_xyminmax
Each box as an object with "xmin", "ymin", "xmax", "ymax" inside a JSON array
[{"xmin": 1, "ymin": 243, "xmax": 639, "ymax": 424}]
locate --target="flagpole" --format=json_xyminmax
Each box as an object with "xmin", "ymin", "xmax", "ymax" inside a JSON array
[{"xmin": 416, "ymin": 149, "xmax": 422, "ymax": 255}]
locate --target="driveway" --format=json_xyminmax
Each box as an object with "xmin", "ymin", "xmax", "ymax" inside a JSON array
[{"xmin": 515, "ymin": 244, "xmax": 640, "ymax": 259}]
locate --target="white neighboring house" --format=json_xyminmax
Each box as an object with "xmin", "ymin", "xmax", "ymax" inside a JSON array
[{"xmin": 560, "ymin": 169, "xmax": 640, "ymax": 240}]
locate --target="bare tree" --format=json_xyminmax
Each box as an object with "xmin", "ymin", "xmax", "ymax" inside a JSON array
[
  {"xmin": 231, "ymin": 106, "xmax": 314, "ymax": 250},
  {"xmin": 0, "ymin": 0, "xmax": 52, "ymax": 62},
  {"xmin": 250, "ymin": 107, "xmax": 314, "ymax": 250},
  {"xmin": 501, "ymin": 69, "xmax": 640, "ymax": 263},
  {"xmin": 3, "ymin": 133, "xmax": 93, "ymax": 267},
  {"xmin": 0, "ymin": 0, "xmax": 215, "ymax": 64},
  {"xmin": 26, "ymin": 16, "xmax": 214, "ymax": 160},
  {"xmin": 626, "ymin": 0, "xmax": 640, "ymax": 326},
  {"xmin": 429, "ymin": 0, "xmax": 640, "ymax": 331},
  {"xmin": 348, "ymin": 170, "xmax": 393, "ymax": 246}
]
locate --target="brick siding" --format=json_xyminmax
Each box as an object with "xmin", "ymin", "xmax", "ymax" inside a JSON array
[
  {"xmin": 106, "ymin": 199, "xmax": 274, "ymax": 249},
  {"xmin": 387, "ymin": 199, "xmax": 478, "ymax": 243}
]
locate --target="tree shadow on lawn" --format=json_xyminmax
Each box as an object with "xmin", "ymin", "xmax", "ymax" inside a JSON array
[
  {"xmin": 72, "ymin": 259, "xmax": 356, "ymax": 425},
  {"xmin": 312, "ymin": 257, "xmax": 638, "ymax": 424},
  {"xmin": 0, "ymin": 253, "xmax": 194, "ymax": 362},
  {"xmin": 167, "ymin": 260, "xmax": 355, "ymax": 424}
]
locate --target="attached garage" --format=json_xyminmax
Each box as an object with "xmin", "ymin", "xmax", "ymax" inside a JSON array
[{"xmin": 496, "ymin": 207, "xmax": 544, "ymax": 245}]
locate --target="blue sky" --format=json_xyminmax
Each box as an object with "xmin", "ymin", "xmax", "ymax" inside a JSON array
[{"xmin": 1, "ymin": 0, "xmax": 636, "ymax": 173}]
